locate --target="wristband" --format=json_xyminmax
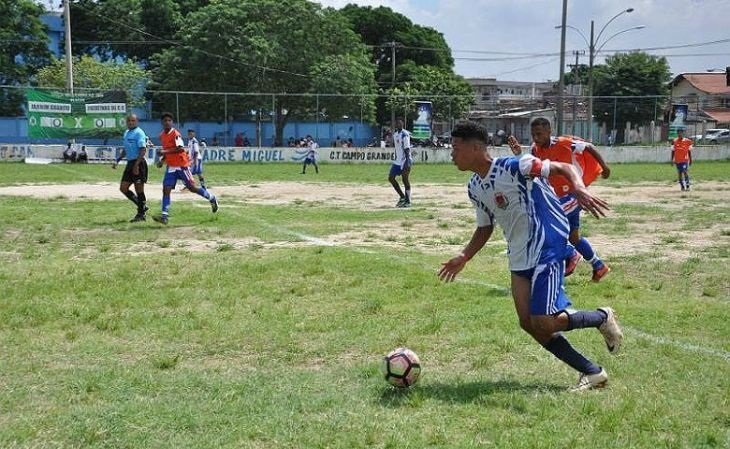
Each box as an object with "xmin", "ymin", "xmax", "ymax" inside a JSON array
[{"xmin": 459, "ymin": 252, "xmax": 471, "ymax": 261}]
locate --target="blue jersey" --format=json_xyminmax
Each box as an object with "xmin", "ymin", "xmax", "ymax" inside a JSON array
[
  {"xmin": 123, "ymin": 127, "xmax": 147, "ymax": 161},
  {"xmin": 467, "ymin": 155, "xmax": 569, "ymax": 271}
]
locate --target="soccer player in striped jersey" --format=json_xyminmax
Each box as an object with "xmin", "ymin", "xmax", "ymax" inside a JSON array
[
  {"xmin": 187, "ymin": 129, "xmax": 206, "ymax": 188},
  {"xmin": 671, "ymin": 128, "xmax": 693, "ymax": 191},
  {"xmin": 152, "ymin": 113, "xmax": 218, "ymax": 225},
  {"xmin": 301, "ymin": 135, "xmax": 319, "ymax": 174},
  {"xmin": 438, "ymin": 121, "xmax": 622, "ymax": 392},
  {"xmin": 514, "ymin": 118, "xmax": 611, "ymax": 282},
  {"xmin": 389, "ymin": 119, "xmax": 413, "ymax": 208}
]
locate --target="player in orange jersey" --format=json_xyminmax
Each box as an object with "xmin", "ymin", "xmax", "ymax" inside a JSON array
[
  {"xmin": 152, "ymin": 112, "xmax": 218, "ymax": 225},
  {"xmin": 511, "ymin": 118, "xmax": 611, "ymax": 282},
  {"xmin": 671, "ymin": 128, "xmax": 693, "ymax": 191}
]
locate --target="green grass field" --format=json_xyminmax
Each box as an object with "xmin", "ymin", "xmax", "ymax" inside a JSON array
[{"xmin": 0, "ymin": 161, "xmax": 728, "ymax": 449}]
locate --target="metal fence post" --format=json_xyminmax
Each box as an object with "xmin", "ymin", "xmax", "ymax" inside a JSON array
[
  {"xmin": 175, "ymin": 92, "xmax": 180, "ymax": 125},
  {"xmin": 612, "ymin": 97, "xmax": 618, "ymax": 140},
  {"xmin": 272, "ymin": 94, "xmax": 276, "ymax": 147},
  {"xmin": 315, "ymin": 94, "xmax": 319, "ymax": 143},
  {"xmin": 224, "ymin": 93, "xmax": 228, "ymax": 146}
]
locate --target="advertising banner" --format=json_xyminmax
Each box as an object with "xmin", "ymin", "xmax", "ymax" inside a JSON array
[
  {"xmin": 668, "ymin": 103, "xmax": 688, "ymax": 140},
  {"xmin": 412, "ymin": 101, "xmax": 433, "ymax": 140},
  {"xmin": 26, "ymin": 89, "xmax": 127, "ymax": 139}
]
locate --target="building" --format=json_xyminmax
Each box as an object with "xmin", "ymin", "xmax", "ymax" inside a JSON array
[
  {"xmin": 670, "ymin": 72, "xmax": 730, "ymax": 129},
  {"xmin": 466, "ymin": 78, "xmax": 555, "ymax": 111},
  {"xmin": 40, "ymin": 12, "xmax": 64, "ymax": 58}
]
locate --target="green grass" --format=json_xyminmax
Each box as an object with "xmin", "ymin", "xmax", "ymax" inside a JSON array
[
  {"xmin": 2, "ymin": 160, "xmax": 729, "ymax": 186},
  {"xmin": 0, "ymin": 162, "xmax": 729, "ymax": 449}
]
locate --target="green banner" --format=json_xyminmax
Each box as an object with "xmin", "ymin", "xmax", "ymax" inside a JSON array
[{"xmin": 26, "ymin": 89, "xmax": 127, "ymax": 139}]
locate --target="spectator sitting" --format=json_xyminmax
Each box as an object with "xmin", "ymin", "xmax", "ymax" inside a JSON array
[
  {"xmin": 235, "ymin": 133, "xmax": 244, "ymax": 147},
  {"xmin": 211, "ymin": 136, "xmax": 220, "ymax": 147},
  {"xmin": 347, "ymin": 138, "xmax": 354, "ymax": 147},
  {"xmin": 63, "ymin": 143, "xmax": 76, "ymax": 163},
  {"xmin": 288, "ymin": 137, "xmax": 296, "ymax": 147},
  {"xmin": 77, "ymin": 145, "xmax": 88, "ymax": 163},
  {"xmin": 242, "ymin": 136, "xmax": 250, "ymax": 146}
]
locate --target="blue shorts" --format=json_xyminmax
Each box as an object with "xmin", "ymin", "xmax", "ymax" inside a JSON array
[
  {"xmin": 304, "ymin": 157, "xmax": 316, "ymax": 165},
  {"xmin": 389, "ymin": 161, "xmax": 411, "ymax": 177},
  {"xmin": 190, "ymin": 159, "xmax": 203, "ymax": 175},
  {"xmin": 513, "ymin": 262, "xmax": 572, "ymax": 316},
  {"xmin": 163, "ymin": 167, "xmax": 196, "ymax": 188},
  {"xmin": 675, "ymin": 162, "xmax": 688, "ymax": 173}
]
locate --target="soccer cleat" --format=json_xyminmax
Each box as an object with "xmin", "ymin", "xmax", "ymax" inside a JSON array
[
  {"xmin": 565, "ymin": 252, "xmax": 582, "ymax": 277},
  {"xmin": 597, "ymin": 307, "xmax": 623, "ymax": 354},
  {"xmin": 152, "ymin": 215, "xmax": 168, "ymax": 225},
  {"xmin": 570, "ymin": 368, "xmax": 608, "ymax": 392},
  {"xmin": 210, "ymin": 196, "xmax": 219, "ymax": 213},
  {"xmin": 401, "ymin": 200, "xmax": 411, "ymax": 208},
  {"xmin": 592, "ymin": 264, "xmax": 611, "ymax": 282},
  {"xmin": 395, "ymin": 198, "xmax": 407, "ymax": 208},
  {"xmin": 129, "ymin": 215, "xmax": 146, "ymax": 223}
]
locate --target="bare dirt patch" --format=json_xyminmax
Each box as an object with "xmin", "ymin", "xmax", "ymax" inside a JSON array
[{"xmin": 3, "ymin": 180, "xmax": 728, "ymax": 259}]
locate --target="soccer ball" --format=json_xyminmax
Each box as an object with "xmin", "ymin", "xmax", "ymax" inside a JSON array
[{"xmin": 381, "ymin": 347, "xmax": 421, "ymax": 388}]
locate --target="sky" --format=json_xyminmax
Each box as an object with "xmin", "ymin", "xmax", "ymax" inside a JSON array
[{"xmin": 317, "ymin": 0, "xmax": 730, "ymax": 82}]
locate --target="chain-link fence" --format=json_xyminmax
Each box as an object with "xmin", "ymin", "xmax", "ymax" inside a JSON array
[{"xmin": 1, "ymin": 85, "xmax": 726, "ymax": 147}]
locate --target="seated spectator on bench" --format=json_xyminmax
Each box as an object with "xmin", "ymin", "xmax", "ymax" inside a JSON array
[
  {"xmin": 77, "ymin": 145, "xmax": 88, "ymax": 163},
  {"xmin": 63, "ymin": 143, "xmax": 77, "ymax": 163}
]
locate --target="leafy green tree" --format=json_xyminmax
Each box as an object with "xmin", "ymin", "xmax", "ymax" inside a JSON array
[
  {"xmin": 36, "ymin": 55, "xmax": 149, "ymax": 106},
  {"xmin": 151, "ymin": 0, "xmax": 377, "ymax": 144},
  {"xmin": 340, "ymin": 4, "xmax": 463, "ymax": 125},
  {"xmin": 0, "ymin": 0, "xmax": 51, "ymax": 115},
  {"xmin": 386, "ymin": 64, "xmax": 473, "ymax": 124},
  {"xmin": 69, "ymin": 0, "xmax": 186, "ymax": 65},
  {"xmin": 591, "ymin": 52, "xmax": 671, "ymax": 140}
]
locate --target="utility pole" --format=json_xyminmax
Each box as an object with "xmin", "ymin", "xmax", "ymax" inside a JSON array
[
  {"xmin": 63, "ymin": 0, "xmax": 73, "ymax": 95},
  {"xmin": 390, "ymin": 41, "xmax": 397, "ymax": 130},
  {"xmin": 570, "ymin": 50, "xmax": 585, "ymax": 136},
  {"xmin": 556, "ymin": 0, "xmax": 568, "ymax": 134},
  {"xmin": 587, "ymin": 20, "xmax": 595, "ymax": 142}
]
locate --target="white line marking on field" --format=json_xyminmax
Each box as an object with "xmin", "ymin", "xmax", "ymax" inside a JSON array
[
  {"xmin": 227, "ymin": 207, "xmax": 730, "ymax": 361},
  {"xmin": 625, "ymin": 326, "xmax": 730, "ymax": 361}
]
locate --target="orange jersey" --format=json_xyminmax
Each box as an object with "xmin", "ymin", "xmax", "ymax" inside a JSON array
[
  {"xmin": 672, "ymin": 137, "xmax": 692, "ymax": 163},
  {"xmin": 531, "ymin": 136, "xmax": 602, "ymax": 197},
  {"xmin": 159, "ymin": 128, "xmax": 189, "ymax": 167}
]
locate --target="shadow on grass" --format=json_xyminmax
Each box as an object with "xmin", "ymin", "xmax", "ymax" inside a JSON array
[{"xmin": 380, "ymin": 380, "xmax": 562, "ymax": 407}]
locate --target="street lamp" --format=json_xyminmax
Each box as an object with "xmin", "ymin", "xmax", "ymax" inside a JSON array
[{"xmin": 559, "ymin": 8, "xmax": 644, "ymax": 142}]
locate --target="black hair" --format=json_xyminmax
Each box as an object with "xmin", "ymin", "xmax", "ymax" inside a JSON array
[
  {"xmin": 531, "ymin": 117, "xmax": 551, "ymax": 129},
  {"xmin": 161, "ymin": 112, "xmax": 174, "ymax": 121},
  {"xmin": 187, "ymin": 129, "xmax": 195, "ymax": 133},
  {"xmin": 451, "ymin": 121, "xmax": 489, "ymax": 144}
]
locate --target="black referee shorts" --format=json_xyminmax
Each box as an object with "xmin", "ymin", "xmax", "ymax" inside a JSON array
[{"xmin": 121, "ymin": 159, "xmax": 148, "ymax": 184}]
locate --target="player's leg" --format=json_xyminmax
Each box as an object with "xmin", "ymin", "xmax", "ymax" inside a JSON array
[
  {"xmin": 183, "ymin": 168, "xmax": 218, "ymax": 213},
  {"xmin": 119, "ymin": 179, "xmax": 138, "ymax": 207},
  {"xmin": 388, "ymin": 164, "xmax": 405, "ymax": 206},
  {"xmin": 401, "ymin": 164, "xmax": 412, "ymax": 206},
  {"xmin": 567, "ymin": 210, "xmax": 609, "ymax": 282},
  {"xmin": 154, "ymin": 171, "xmax": 177, "ymax": 224},
  {"xmin": 313, "ymin": 161, "xmax": 319, "ymax": 174},
  {"xmin": 302, "ymin": 160, "xmax": 307, "ymax": 174},
  {"xmin": 676, "ymin": 164, "xmax": 686, "ymax": 190},
  {"xmin": 196, "ymin": 161, "xmax": 206, "ymax": 188},
  {"xmin": 131, "ymin": 160, "xmax": 149, "ymax": 221},
  {"xmin": 683, "ymin": 166, "xmax": 690, "ymax": 190},
  {"xmin": 512, "ymin": 265, "xmax": 607, "ymax": 390}
]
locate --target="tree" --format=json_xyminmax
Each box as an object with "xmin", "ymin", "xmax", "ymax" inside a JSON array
[
  {"xmin": 591, "ymin": 52, "xmax": 671, "ymax": 141},
  {"xmin": 151, "ymin": 0, "xmax": 378, "ymax": 145},
  {"xmin": 386, "ymin": 64, "xmax": 473, "ymax": 124},
  {"xmin": 340, "ymin": 4, "xmax": 463, "ymax": 125},
  {"xmin": 36, "ymin": 55, "xmax": 149, "ymax": 106},
  {"xmin": 0, "ymin": 0, "xmax": 51, "ymax": 115},
  {"xmin": 69, "ymin": 0, "xmax": 190, "ymax": 65}
]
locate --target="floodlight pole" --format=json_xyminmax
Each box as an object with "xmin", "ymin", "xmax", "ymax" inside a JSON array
[{"xmin": 556, "ymin": 0, "xmax": 568, "ymax": 134}]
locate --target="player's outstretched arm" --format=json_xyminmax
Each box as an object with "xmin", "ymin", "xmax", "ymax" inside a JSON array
[
  {"xmin": 550, "ymin": 161, "xmax": 609, "ymax": 219},
  {"xmin": 439, "ymin": 225, "xmax": 493, "ymax": 283}
]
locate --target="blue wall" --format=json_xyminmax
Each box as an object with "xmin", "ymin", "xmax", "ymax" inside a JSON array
[
  {"xmin": 0, "ymin": 117, "xmax": 378, "ymax": 147},
  {"xmin": 40, "ymin": 13, "xmax": 63, "ymax": 58}
]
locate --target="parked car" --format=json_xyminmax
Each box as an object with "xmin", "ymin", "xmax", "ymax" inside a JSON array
[{"xmin": 702, "ymin": 128, "xmax": 730, "ymax": 144}]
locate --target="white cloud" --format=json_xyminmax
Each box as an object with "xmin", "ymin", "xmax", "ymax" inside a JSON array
[{"xmin": 319, "ymin": 0, "xmax": 730, "ymax": 81}]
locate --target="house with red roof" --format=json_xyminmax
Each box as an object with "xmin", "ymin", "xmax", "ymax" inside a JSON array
[{"xmin": 670, "ymin": 72, "xmax": 730, "ymax": 129}]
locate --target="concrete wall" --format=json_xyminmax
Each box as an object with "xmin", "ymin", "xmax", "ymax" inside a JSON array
[{"xmin": 2, "ymin": 143, "xmax": 729, "ymax": 164}]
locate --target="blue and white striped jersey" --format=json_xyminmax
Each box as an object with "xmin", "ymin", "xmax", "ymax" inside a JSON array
[{"xmin": 467, "ymin": 154, "xmax": 570, "ymax": 271}]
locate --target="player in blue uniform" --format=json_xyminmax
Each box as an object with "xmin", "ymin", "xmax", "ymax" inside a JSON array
[
  {"xmin": 389, "ymin": 119, "xmax": 413, "ymax": 207},
  {"xmin": 113, "ymin": 114, "xmax": 149, "ymax": 222},
  {"xmin": 438, "ymin": 121, "xmax": 623, "ymax": 391}
]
